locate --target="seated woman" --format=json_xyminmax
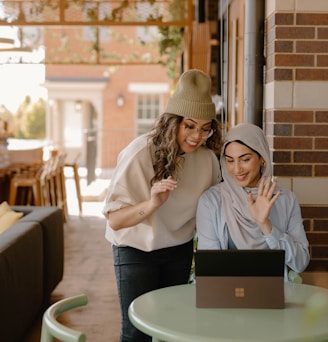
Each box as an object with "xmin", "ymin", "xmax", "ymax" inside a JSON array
[{"xmin": 196, "ymin": 123, "xmax": 310, "ymax": 280}]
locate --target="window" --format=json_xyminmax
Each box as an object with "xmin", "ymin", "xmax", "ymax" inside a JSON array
[
  {"xmin": 137, "ymin": 94, "xmax": 161, "ymax": 135},
  {"xmin": 129, "ymin": 82, "xmax": 169, "ymax": 136}
]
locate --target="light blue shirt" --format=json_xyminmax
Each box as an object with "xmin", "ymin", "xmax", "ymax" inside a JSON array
[{"xmin": 196, "ymin": 185, "xmax": 310, "ymax": 278}]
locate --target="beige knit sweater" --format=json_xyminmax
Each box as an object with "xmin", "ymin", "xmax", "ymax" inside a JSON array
[{"xmin": 103, "ymin": 134, "xmax": 221, "ymax": 251}]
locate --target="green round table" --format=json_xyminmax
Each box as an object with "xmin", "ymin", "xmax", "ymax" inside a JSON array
[{"xmin": 129, "ymin": 283, "xmax": 328, "ymax": 342}]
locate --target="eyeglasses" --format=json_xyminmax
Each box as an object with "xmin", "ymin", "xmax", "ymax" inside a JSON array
[{"xmin": 183, "ymin": 124, "xmax": 214, "ymax": 139}]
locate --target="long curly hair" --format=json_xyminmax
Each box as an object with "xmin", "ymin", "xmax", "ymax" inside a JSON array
[{"xmin": 148, "ymin": 113, "xmax": 221, "ymax": 185}]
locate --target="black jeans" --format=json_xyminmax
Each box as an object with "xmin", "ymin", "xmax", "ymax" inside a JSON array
[{"xmin": 112, "ymin": 239, "xmax": 193, "ymax": 342}]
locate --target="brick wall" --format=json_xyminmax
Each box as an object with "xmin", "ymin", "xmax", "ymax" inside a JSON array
[
  {"xmin": 302, "ymin": 205, "xmax": 328, "ymax": 271},
  {"xmin": 265, "ymin": 8, "xmax": 328, "ymax": 271}
]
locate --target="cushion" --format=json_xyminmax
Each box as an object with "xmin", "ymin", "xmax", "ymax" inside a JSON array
[
  {"xmin": 0, "ymin": 201, "xmax": 11, "ymax": 218},
  {"xmin": 0, "ymin": 202, "xmax": 24, "ymax": 234}
]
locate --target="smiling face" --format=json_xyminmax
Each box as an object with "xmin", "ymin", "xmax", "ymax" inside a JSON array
[
  {"xmin": 224, "ymin": 141, "xmax": 264, "ymax": 188},
  {"xmin": 177, "ymin": 118, "xmax": 213, "ymax": 153}
]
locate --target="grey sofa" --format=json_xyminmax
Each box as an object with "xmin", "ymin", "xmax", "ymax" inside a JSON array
[{"xmin": 0, "ymin": 206, "xmax": 64, "ymax": 342}]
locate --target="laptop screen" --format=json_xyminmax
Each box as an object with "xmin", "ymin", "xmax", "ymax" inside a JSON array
[{"xmin": 195, "ymin": 249, "xmax": 285, "ymax": 277}]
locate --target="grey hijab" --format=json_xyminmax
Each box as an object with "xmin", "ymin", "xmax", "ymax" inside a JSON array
[{"xmin": 219, "ymin": 123, "xmax": 273, "ymax": 249}]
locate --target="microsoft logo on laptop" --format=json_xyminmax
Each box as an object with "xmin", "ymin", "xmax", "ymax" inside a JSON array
[{"xmin": 235, "ymin": 288, "xmax": 245, "ymax": 298}]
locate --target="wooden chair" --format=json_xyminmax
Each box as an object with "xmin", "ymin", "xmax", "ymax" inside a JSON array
[
  {"xmin": 8, "ymin": 163, "xmax": 44, "ymax": 205},
  {"xmin": 44, "ymin": 151, "xmax": 68, "ymax": 221},
  {"xmin": 64, "ymin": 152, "xmax": 83, "ymax": 215},
  {"xmin": 40, "ymin": 294, "xmax": 88, "ymax": 342},
  {"xmin": 53, "ymin": 152, "xmax": 68, "ymax": 221},
  {"xmin": 40, "ymin": 157, "xmax": 55, "ymax": 206}
]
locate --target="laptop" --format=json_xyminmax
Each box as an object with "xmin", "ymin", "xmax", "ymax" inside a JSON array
[{"xmin": 195, "ymin": 249, "xmax": 285, "ymax": 309}]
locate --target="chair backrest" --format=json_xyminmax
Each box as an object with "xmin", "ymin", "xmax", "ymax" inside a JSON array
[
  {"xmin": 40, "ymin": 294, "xmax": 88, "ymax": 342},
  {"xmin": 288, "ymin": 270, "xmax": 303, "ymax": 284}
]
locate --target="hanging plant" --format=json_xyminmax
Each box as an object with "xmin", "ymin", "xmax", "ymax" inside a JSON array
[
  {"xmin": 1, "ymin": 0, "xmax": 187, "ymax": 79},
  {"xmin": 158, "ymin": 26, "xmax": 184, "ymax": 79}
]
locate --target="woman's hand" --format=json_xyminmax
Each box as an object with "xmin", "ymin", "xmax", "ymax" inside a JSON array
[
  {"xmin": 107, "ymin": 176, "xmax": 177, "ymax": 230},
  {"xmin": 247, "ymin": 177, "xmax": 280, "ymax": 235},
  {"xmin": 150, "ymin": 176, "xmax": 177, "ymax": 209}
]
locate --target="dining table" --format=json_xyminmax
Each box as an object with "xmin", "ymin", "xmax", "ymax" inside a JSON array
[{"xmin": 128, "ymin": 282, "xmax": 328, "ymax": 342}]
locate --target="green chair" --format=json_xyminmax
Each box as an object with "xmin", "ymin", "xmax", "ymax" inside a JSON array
[
  {"xmin": 288, "ymin": 270, "xmax": 303, "ymax": 284},
  {"xmin": 40, "ymin": 294, "xmax": 88, "ymax": 342}
]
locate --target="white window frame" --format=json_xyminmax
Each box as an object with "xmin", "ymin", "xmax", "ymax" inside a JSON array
[
  {"xmin": 128, "ymin": 82, "xmax": 170, "ymax": 136},
  {"xmin": 136, "ymin": 94, "xmax": 161, "ymax": 135}
]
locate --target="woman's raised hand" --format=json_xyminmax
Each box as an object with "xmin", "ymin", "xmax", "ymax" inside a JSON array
[
  {"xmin": 150, "ymin": 176, "xmax": 177, "ymax": 209},
  {"xmin": 248, "ymin": 177, "xmax": 281, "ymax": 235}
]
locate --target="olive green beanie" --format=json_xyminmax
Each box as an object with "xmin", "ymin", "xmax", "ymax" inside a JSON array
[{"xmin": 165, "ymin": 69, "xmax": 216, "ymax": 120}]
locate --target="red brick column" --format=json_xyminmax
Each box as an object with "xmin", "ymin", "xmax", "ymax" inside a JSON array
[{"xmin": 265, "ymin": 10, "xmax": 328, "ymax": 271}]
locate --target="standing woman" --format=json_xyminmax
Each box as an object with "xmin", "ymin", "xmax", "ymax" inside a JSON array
[
  {"xmin": 196, "ymin": 123, "xmax": 309, "ymax": 280},
  {"xmin": 103, "ymin": 69, "xmax": 221, "ymax": 342}
]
